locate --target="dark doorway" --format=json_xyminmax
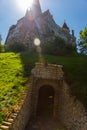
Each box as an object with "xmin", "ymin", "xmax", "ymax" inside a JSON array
[{"xmin": 37, "ymin": 85, "xmax": 54, "ymax": 117}]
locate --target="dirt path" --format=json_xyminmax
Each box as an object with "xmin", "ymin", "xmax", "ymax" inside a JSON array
[{"xmin": 26, "ymin": 117, "xmax": 66, "ymax": 130}]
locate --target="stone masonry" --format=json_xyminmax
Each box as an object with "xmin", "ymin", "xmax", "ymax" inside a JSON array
[
  {"xmin": 30, "ymin": 63, "xmax": 64, "ymax": 117},
  {"xmin": 0, "ymin": 87, "xmax": 32, "ymax": 130}
]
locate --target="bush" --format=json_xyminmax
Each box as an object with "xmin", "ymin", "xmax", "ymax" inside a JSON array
[
  {"xmin": 0, "ymin": 44, "xmax": 5, "ymax": 53},
  {"xmin": 41, "ymin": 37, "xmax": 76, "ymax": 56},
  {"xmin": 64, "ymin": 43, "xmax": 77, "ymax": 55},
  {"xmin": 5, "ymin": 42, "xmax": 27, "ymax": 52}
]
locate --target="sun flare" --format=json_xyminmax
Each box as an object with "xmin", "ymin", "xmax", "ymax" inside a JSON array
[
  {"xmin": 17, "ymin": 0, "xmax": 33, "ymax": 12},
  {"xmin": 34, "ymin": 38, "xmax": 41, "ymax": 46}
]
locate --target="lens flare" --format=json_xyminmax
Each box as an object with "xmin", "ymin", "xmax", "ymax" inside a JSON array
[
  {"xmin": 34, "ymin": 38, "xmax": 41, "ymax": 46},
  {"xmin": 16, "ymin": 0, "xmax": 33, "ymax": 12}
]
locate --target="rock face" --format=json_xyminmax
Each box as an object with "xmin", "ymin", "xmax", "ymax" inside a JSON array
[{"xmin": 5, "ymin": 0, "xmax": 76, "ymax": 50}]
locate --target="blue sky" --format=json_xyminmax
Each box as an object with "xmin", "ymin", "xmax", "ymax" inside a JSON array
[{"xmin": 0, "ymin": 0, "xmax": 87, "ymax": 43}]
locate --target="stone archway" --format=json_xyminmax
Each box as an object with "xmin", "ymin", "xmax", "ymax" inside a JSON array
[
  {"xmin": 30, "ymin": 63, "xmax": 64, "ymax": 118},
  {"xmin": 37, "ymin": 85, "xmax": 55, "ymax": 117}
]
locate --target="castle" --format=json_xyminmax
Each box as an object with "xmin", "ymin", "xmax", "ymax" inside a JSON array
[{"xmin": 5, "ymin": 0, "xmax": 76, "ymax": 49}]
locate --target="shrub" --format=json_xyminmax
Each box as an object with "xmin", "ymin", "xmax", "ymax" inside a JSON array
[
  {"xmin": 64, "ymin": 43, "xmax": 77, "ymax": 55},
  {"xmin": 5, "ymin": 42, "xmax": 27, "ymax": 52},
  {"xmin": 41, "ymin": 37, "xmax": 76, "ymax": 56},
  {"xmin": 0, "ymin": 44, "xmax": 5, "ymax": 53}
]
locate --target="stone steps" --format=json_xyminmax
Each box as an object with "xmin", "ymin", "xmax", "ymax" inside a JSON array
[
  {"xmin": 0, "ymin": 113, "xmax": 17, "ymax": 130},
  {"xmin": 3, "ymin": 122, "xmax": 11, "ymax": 126},
  {"xmin": 0, "ymin": 125, "xmax": 9, "ymax": 130}
]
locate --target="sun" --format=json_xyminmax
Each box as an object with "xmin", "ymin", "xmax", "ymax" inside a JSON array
[{"xmin": 16, "ymin": 0, "xmax": 33, "ymax": 12}]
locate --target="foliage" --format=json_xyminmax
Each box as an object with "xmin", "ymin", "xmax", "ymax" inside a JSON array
[
  {"xmin": 0, "ymin": 34, "xmax": 2, "ymax": 43},
  {"xmin": 5, "ymin": 37, "xmax": 76, "ymax": 55},
  {"xmin": 78, "ymin": 27, "xmax": 87, "ymax": 54},
  {"xmin": 0, "ymin": 53, "xmax": 27, "ymax": 124},
  {"xmin": 41, "ymin": 37, "xmax": 76, "ymax": 56},
  {"xmin": 0, "ymin": 44, "xmax": 5, "ymax": 53},
  {"xmin": 5, "ymin": 42, "xmax": 27, "ymax": 52}
]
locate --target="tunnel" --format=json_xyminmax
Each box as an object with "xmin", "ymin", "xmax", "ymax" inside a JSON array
[{"xmin": 37, "ymin": 85, "xmax": 55, "ymax": 117}]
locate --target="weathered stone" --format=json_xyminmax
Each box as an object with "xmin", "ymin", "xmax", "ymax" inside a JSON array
[
  {"xmin": 3, "ymin": 122, "xmax": 11, "ymax": 126},
  {"xmin": 0, "ymin": 125, "xmax": 9, "ymax": 130},
  {"xmin": 7, "ymin": 119, "xmax": 13, "ymax": 123}
]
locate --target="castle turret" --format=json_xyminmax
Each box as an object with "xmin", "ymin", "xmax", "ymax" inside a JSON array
[
  {"xmin": 25, "ymin": 9, "xmax": 34, "ymax": 21},
  {"xmin": 25, "ymin": 0, "xmax": 42, "ymax": 20},
  {"xmin": 32, "ymin": 0, "xmax": 42, "ymax": 18},
  {"xmin": 72, "ymin": 30, "xmax": 74, "ymax": 37},
  {"xmin": 62, "ymin": 21, "xmax": 70, "ymax": 32}
]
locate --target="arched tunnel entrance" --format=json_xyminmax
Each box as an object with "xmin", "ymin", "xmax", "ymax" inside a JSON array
[
  {"xmin": 25, "ymin": 64, "xmax": 67, "ymax": 130},
  {"xmin": 37, "ymin": 85, "xmax": 55, "ymax": 117}
]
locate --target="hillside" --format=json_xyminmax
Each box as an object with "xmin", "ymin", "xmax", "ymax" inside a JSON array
[
  {"xmin": 0, "ymin": 52, "xmax": 87, "ymax": 124},
  {"xmin": 0, "ymin": 53, "xmax": 28, "ymax": 123}
]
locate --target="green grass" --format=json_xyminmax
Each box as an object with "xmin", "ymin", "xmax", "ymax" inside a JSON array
[
  {"xmin": 0, "ymin": 53, "xmax": 27, "ymax": 124},
  {"xmin": 0, "ymin": 52, "xmax": 87, "ymax": 124}
]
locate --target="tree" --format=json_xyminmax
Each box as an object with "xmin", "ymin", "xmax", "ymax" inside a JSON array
[
  {"xmin": 0, "ymin": 44, "xmax": 5, "ymax": 53},
  {"xmin": 41, "ymin": 36, "xmax": 76, "ymax": 56},
  {"xmin": 0, "ymin": 35, "xmax": 4, "ymax": 53},
  {"xmin": 78, "ymin": 27, "xmax": 87, "ymax": 54},
  {"xmin": 0, "ymin": 34, "xmax": 2, "ymax": 44}
]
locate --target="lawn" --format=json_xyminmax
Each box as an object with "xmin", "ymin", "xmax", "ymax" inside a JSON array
[{"xmin": 0, "ymin": 52, "xmax": 87, "ymax": 124}]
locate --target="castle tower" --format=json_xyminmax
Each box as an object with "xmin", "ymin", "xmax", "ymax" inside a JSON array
[
  {"xmin": 32, "ymin": 0, "xmax": 42, "ymax": 18},
  {"xmin": 62, "ymin": 21, "xmax": 70, "ymax": 32},
  {"xmin": 25, "ymin": 9, "xmax": 34, "ymax": 21},
  {"xmin": 25, "ymin": 0, "xmax": 42, "ymax": 19}
]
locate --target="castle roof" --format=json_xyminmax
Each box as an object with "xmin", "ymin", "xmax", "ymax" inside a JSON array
[{"xmin": 62, "ymin": 22, "xmax": 69, "ymax": 30}]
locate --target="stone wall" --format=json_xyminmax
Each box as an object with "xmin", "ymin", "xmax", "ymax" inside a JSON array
[
  {"xmin": 59, "ymin": 81, "xmax": 87, "ymax": 130},
  {"xmin": 0, "ymin": 86, "xmax": 32, "ymax": 130}
]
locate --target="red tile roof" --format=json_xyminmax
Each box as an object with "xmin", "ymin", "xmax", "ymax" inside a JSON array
[{"xmin": 62, "ymin": 22, "xmax": 69, "ymax": 30}]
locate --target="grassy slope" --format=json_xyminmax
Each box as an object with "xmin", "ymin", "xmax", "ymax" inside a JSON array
[
  {"xmin": 0, "ymin": 52, "xmax": 87, "ymax": 123},
  {"xmin": 0, "ymin": 53, "xmax": 27, "ymax": 123}
]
